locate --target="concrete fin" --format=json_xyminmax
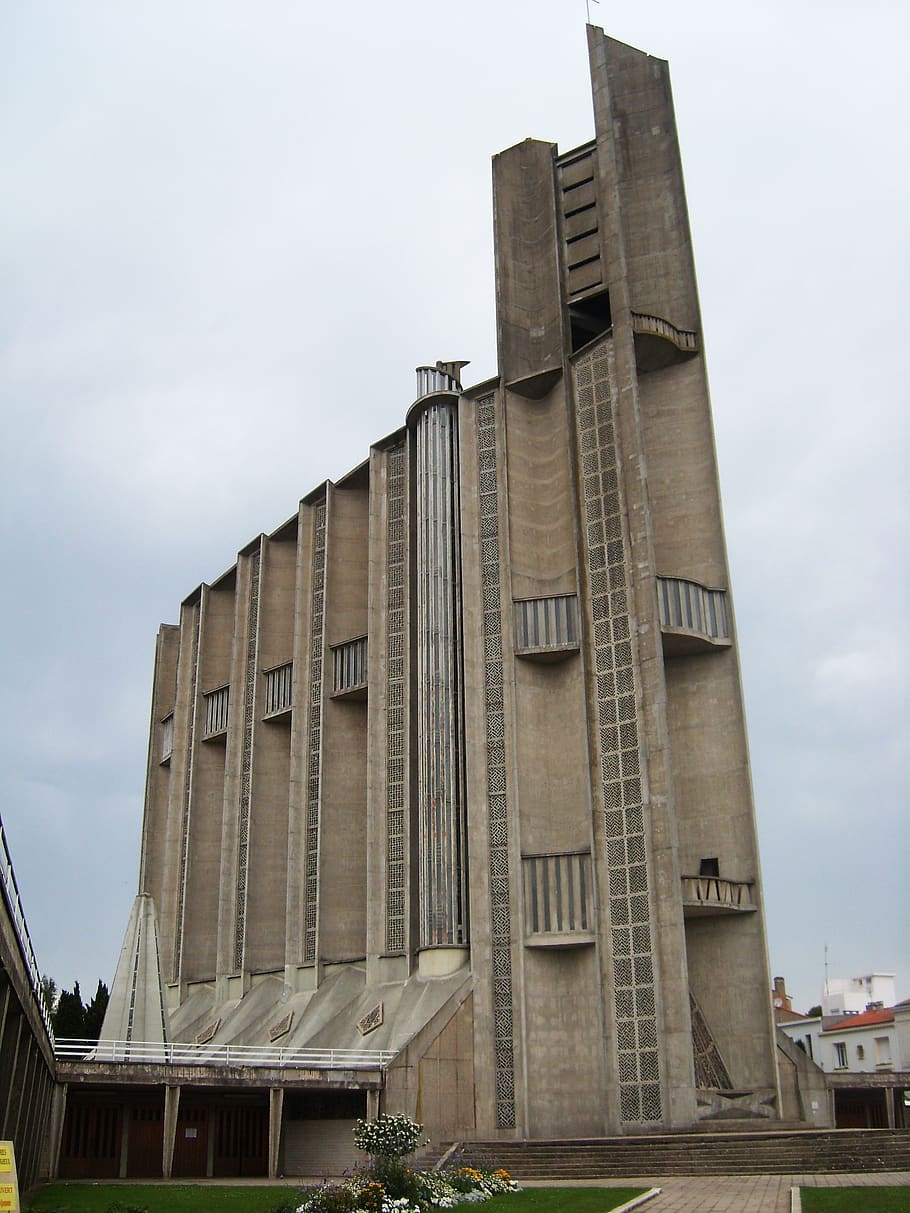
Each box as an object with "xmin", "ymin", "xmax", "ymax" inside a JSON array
[{"xmin": 99, "ymin": 893, "xmax": 170, "ymax": 1043}]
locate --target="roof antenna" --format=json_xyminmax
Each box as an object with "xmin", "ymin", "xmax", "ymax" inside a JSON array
[{"xmin": 585, "ymin": 0, "xmax": 600, "ymax": 24}]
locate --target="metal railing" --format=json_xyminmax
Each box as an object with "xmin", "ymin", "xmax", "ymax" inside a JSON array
[
  {"xmin": 55, "ymin": 1037, "xmax": 396, "ymax": 1069},
  {"xmin": 0, "ymin": 813, "xmax": 55, "ymax": 1040}
]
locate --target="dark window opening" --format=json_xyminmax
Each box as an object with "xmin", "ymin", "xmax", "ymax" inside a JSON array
[
  {"xmin": 570, "ymin": 289, "xmax": 612, "ymax": 353},
  {"xmin": 562, "ymin": 175, "xmax": 594, "ymax": 195},
  {"xmin": 285, "ymin": 1090, "xmax": 367, "ymax": 1120},
  {"xmin": 699, "ymin": 857, "xmax": 720, "ymax": 877}
]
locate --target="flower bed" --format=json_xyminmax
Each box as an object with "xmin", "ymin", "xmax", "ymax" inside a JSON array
[
  {"xmin": 294, "ymin": 1115, "xmax": 520, "ymax": 1213},
  {"xmin": 294, "ymin": 1165, "xmax": 518, "ymax": 1213}
]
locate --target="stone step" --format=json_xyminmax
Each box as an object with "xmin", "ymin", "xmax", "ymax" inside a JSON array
[{"xmin": 442, "ymin": 1129, "xmax": 910, "ymax": 1178}]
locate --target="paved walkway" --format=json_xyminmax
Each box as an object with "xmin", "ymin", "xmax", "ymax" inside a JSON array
[{"xmin": 526, "ymin": 1172, "xmax": 910, "ymax": 1211}]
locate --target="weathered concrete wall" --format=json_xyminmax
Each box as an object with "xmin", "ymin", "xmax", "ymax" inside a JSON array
[
  {"xmin": 415, "ymin": 994, "xmax": 476, "ymax": 1143},
  {"xmin": 521, "ymin": 948, "xmax": 604, "ymax": 1136},
  {"xmin": 504, "ymin": 384, "xmax": 576, "ymax": 601},
  {"xmin": 182, "ymin": 580, "xmax": 236, "ymax": 982},
  {"xmin": 512, "ymin": 658, "xmax": 590, "ymax": 857},
  {"xmin": 0, "ymin": 838, "xmax": 57, "ymax": 1189},
  {"xmin": 139, "ymin": 624, "xmax": 179, "ymax": 913},
  {"xmin": 777, "ymin": 1031, "xmax": 833, "ymax": 1127},
  {"xmin": 493, "ymin": 140, "xmax": 563, "ymax": 393},
  {"xmin": 246, "ymin": 533, "xmax": 296, "ymax": 972},
  {"xmin": 285, "ymin": 499, "xmax": 316, "ymax": 975},
  {"xmin": 320, "ymin": 483, "xmax": 369, "ymax": 963},
  {"xmin": 597, "ymin": 37, "xmax": 699, "ymax": 331}
]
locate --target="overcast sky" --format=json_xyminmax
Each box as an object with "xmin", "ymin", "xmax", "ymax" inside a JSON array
[{"xmin": 1, "ymin": 1, "xmax": 907, "ymax": 1018}]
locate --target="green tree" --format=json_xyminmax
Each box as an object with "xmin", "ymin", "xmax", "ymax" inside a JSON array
[
  {"xmin": 53, "ymin": 981, "xmax": 85, "ymax": 1038},
  {"xmin": 82, "ymin": 979, "xmax": 110, "ymax": 1040},
  {"xmin": 49, "ymin": 978, "xmax": 110, "ymax": 1039},
  {"xmin": 40, "ymin": 974, "xmax": 57, "ymax": 1017}
]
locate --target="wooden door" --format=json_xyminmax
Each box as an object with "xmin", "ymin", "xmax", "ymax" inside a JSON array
[
  {"xmin": 59, "ymin": 1101, "xmax": 121, "ymax": 1179},
  {"xmin": 172, "ymin": 1105, "xmax": 208, "ymax": 1176},
  {"xmin": 126, "ymin": 1104, "xmax": 163, "ymax": 1177}
]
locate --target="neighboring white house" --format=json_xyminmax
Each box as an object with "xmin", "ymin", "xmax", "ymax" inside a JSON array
[
  {"xmin": 779, "ymin": 1014, "xmax": 825, "ymax": 1066},
  {"xmin": 779, "ymin": 997, "xmax": 910, "ymax": 1128},
  {"xmin": 822, "ymin": 973, "xmax": 896, "ymax": 1018}
]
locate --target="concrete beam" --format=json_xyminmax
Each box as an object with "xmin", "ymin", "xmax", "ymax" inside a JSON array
[
  {"xmin": 268, "ymin": 1088, "xmax": 283, "ymax": 1178},
  {"xmin": 163, "ymin": 1085, "xmax": 181, "ymax": 1179}
]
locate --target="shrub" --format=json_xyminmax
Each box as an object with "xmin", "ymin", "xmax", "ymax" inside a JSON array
[
  {"xmin": 364, "ymin": 1158, "xmax": 428, "ymax": 1206},
  {"xmin": 355, "ymin": 1181, "xmax": 386, "ymax": 1213},
  {"xmin": 295, "ymin": 1181, "xmax": 361, "ymax": 1213},
  {"xmin": 439, "ymin": 1165, "xmax": 519, "ymax": 1200},
  {"xmin": 353, "ymin": 1113, "xmax": 425, "ymax": 1160}
]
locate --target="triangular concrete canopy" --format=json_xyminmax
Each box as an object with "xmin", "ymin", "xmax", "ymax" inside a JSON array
[{"xmin": 100, "ymin": 893, "xmax": 169, "ymax": 1043}]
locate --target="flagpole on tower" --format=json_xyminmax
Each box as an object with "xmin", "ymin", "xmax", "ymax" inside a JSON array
[{"xmin": 585, "ymin": 0, "xmax": 600, "ymax": 24}]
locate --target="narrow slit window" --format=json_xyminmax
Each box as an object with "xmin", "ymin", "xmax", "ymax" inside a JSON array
[{"xmin": 160, "ymin": 713, "xmax": 174, "ymax": 762}]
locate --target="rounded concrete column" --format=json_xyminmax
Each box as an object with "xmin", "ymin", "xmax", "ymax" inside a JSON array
[{"xmin": 415, "ymin": 396, "xmax": 469, "ymax": 951}]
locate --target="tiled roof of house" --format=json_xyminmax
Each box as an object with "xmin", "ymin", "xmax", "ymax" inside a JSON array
[
  {"xmin": 775, "ymin": 1008, "xmax": 810, "ymax": 1023},
  {"xmin": 822, "ymin": 1007, "xmax": 895, "ymax": 1032}
]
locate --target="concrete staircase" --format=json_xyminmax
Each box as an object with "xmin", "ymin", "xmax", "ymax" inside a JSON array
[{"xmin": 442, "ymin": 1129, "xmax": 910, "ymax": 1177}]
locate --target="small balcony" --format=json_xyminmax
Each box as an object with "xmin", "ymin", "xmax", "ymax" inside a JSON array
[
  {"xmin": 263, "ymin": 662, "xmax": 293, "ymax": 722},
  {"xmin": 202, "ymin": 686, "xmax": 229, "ymax": 741},
  {"xmin": 514, "ymin": 594, "xmax": 580, "ymax": 663},
  {"xmin": 657, "ymin": 576, "xmax": 731, "ymax": 657},
  {"xmin": 682, "ymin": 875, "xmax": 756, "ymax": 918},
  {"xmin": 631, "ymin": 311, "xmax": 699, "ymax": 373},
  {"xmin": 331, "ymin": 636, "xmax": 368, "ymax": 700},
  {"xmin": 523, "ymin": 850, "xmax": 595, "ymax": 948}
]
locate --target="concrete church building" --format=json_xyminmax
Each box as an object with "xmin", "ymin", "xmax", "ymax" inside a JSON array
[{"xmin": 84, "ymin": 25, "xmax": 781, "ymax": 1175}]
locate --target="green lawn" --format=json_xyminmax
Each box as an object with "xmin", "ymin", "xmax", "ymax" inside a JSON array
[
  {"xmin": 482, "ymin": 1191, "xmax": 646, "ymax": 1212},
  {"xmin": 800, "ymin": 1189, "xmax": 910, "ymax": 1213},
  {"xmin": 25, "ymin": 1186, "xmax": 300, "ymax": 1213},
  {"xmin": 25, "ymin": 1185, "xmax": 647, "ymax": 1213}
]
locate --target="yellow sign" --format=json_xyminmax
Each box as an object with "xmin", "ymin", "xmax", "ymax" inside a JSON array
[{"xmin": 0, "ymin": 1141, "xmax": 18, "ymax": 1212}]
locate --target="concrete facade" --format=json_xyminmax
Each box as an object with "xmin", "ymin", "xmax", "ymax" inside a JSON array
[{"xmin": 92, "ymin": 26, "xmax": 784, "ymax": 1171}]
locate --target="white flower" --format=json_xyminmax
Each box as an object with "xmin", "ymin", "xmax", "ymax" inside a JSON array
[{"xmin": 353, "ymin": 1113, "xmax": 425, "ymax": 1159}]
